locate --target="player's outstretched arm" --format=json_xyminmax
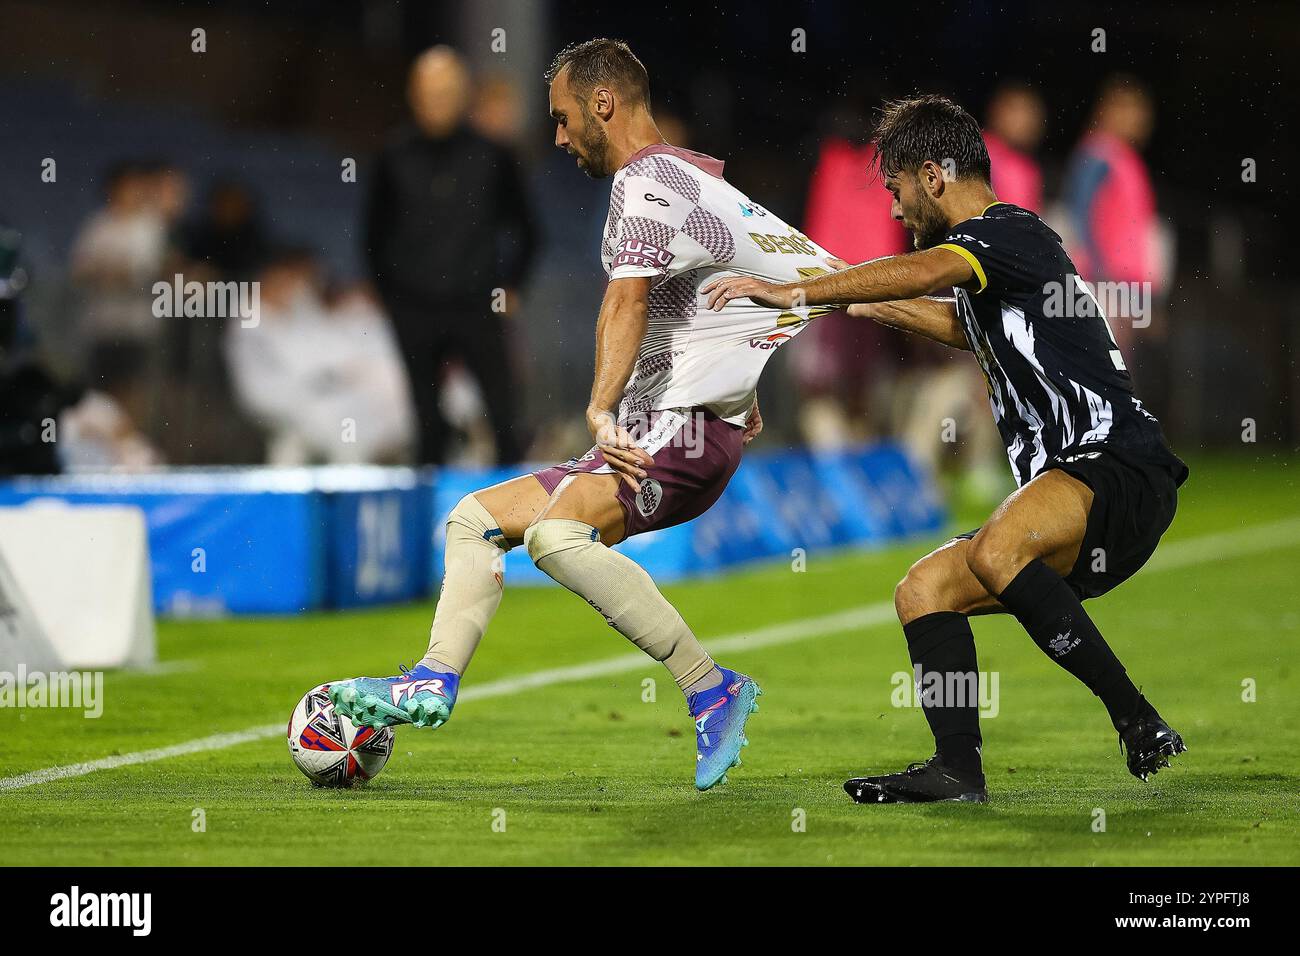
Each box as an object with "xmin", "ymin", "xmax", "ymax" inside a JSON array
[
  {"xmin": 700, "ymin": 247, "xmax": 974, "ymax": 312},
  {"xmin": 848, "ymin": 298, "xmax": 970, "ymax": 351},
  {"xmin": 822, "ymin": 255, "xmax": 968, "ymax": 350},
  {"xmin": 587, "ymin": 276, "xmax": 655, "ymax": 490}
]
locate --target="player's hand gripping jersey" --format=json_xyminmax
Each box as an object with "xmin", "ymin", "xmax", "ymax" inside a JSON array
[{"xmin": 602, "ymin": 144, "xmax": 835, "ymax": 425}]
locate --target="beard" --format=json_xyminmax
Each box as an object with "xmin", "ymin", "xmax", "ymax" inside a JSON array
[
  {"xmin": 909, "ymin": 189, "xmax": 950, "ymax": 250},
  {"xmin": 573, "ymin": 111, "xmax": 613, "ymax": 179}
]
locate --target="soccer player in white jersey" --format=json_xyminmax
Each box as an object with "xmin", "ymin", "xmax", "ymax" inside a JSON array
[{"xmin": 329, "ymin": 38, "xmax": 837, "ymax": 790}]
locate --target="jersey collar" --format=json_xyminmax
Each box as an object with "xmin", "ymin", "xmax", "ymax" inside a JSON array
[{"xmin": 621, "ymin": 143, "xmax": 726, "ymax": 179}]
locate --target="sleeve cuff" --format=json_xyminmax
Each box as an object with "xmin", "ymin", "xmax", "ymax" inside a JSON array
[
  {"xmin": 608, "ymin": 266, "xmax": 665, "ymax": 282},
  {"xmin": 937, "ymin": 243, "xmax": 988, "ymax": 293}
]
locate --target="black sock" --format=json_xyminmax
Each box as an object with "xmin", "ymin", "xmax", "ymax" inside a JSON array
[
  {"xmin": 902, "ymin": 611, "xmax": 983, "ymax": 776},
  {"xmin": 998, "ymin": 559, "xmax": 1143, "ymax": 729}
]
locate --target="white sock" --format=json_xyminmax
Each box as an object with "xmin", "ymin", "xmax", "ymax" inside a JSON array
[
  {"xmin": 419, "ymin": 494, "xmax": 509, "ymax": 675},
  {"xmin": 524, "ymin": 518, "xmax": 717, "ymax": 691}
]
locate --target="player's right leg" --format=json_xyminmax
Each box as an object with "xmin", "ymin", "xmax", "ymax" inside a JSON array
[
  {"xmin": 846, "ymin": 539, "xmax": 1000, "ymax": 804},
  {"xmin": 330, "ymin": 475, "xmax": 548, "ymax": 729}
]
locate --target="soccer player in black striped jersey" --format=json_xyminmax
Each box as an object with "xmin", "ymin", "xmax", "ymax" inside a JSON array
[{"xmin": 703, "ymin": 94, "xmax": 1188, "ymax": 803}]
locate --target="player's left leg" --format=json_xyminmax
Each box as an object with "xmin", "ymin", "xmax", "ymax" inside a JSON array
[
  {"xmin": 525, "ymin": 467, "xmax": 759, "ymax": 791},
  {"xmin": 528, "ymin": 471, "xmax": 720, "ymax": 687},
  {"xmin": 848, "ymin": 464, "xmax": 1183, "ymax": 803}
]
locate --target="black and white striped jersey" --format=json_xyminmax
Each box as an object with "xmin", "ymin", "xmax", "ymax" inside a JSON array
[{"xmin": 937, "ymin": 202, "xmax": 1185, "ymax": 487}]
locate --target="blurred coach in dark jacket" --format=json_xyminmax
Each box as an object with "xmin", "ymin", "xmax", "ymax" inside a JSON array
[{"xmin": 366, "ymin": 46, "xmax": 538, "ymax": 464}]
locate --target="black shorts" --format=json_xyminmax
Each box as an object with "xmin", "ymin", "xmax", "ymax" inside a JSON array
[{"xmin": 956, "ymin": 446, "xmax": 1186, "ymax": 600}]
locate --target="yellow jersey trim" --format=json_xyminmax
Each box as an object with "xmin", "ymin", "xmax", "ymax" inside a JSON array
[{"xmin": 936, "ymin": 243, "xmax": 988, "ymax": 293}]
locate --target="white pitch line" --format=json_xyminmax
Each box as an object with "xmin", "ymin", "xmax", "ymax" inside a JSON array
[
  {"xmin": 3, "ymin": 515, "xmax": 1297, "ymax": 793},
  {"xmin": 0, "ymin": 604, "xmax": 894, "ymax": 793},
  {"xmin": 0, "ymin": 726, "xmax": 285, "ymax": 793},
  {"xmin": 1145, "ymin": 515, "xmax": 1300, "ymax": 573}
]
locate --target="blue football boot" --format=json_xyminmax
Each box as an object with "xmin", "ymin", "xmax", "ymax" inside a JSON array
[
  {"xmin": 329, "ymin": 664, "xmax": 460, "ymax": 730},
  {"xmin": 689, "ymin": 667, "xmax": 761, "ymax": 791}
]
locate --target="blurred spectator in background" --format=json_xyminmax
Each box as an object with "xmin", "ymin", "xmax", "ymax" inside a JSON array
[
  {"xmin": 892, "ymin": 354, "xmax": 1010, "ymax": 507},
  {"xmin": 1, "ymin": 225, "xmax": 78, "ymax": 475},
  {"xmin": 146, "ymin": 161, "xmax": 191, "ymax": 273},
  {"xmin": 183, "ymin": 179, "xmax": 270, "ymax": 281},
  {"xmin": 365, "ymin": 46, "xmax": 538, "ymax": 465},
  {"xmin": 69, "ymin": 162, "xmax": 164, "ymax": 287},
  {"xmin": 320, "ymin": 280, "xmax": 417, "ymax": 463},
  {"xmin": 161, "ymin": 178, "xmax": 272, "ymax": 464},
  {"xmin": 470, "ymin": 73, "xmax": 525, "ymax": 147},
  {"xmin": 983, "ymin": 81, "xmax": 1046, "ymax": 211},
  {"xmin": 69, "ymin": 162, "xmax": 167, "ymax": 368},
  {"xmin": 1063, "ymin": 75, "xmax": 1164, "ymax": 357},
  {"xmin": 58, "ymin": 341, "xmax": 163, "ymax": 471},
  {"xmin": 798, "ymin": 97, "xmax": 910, "ymax": 447},
  {"xmin": 225, "ymin": 248, "xmax": 414, "ymax": 465}
]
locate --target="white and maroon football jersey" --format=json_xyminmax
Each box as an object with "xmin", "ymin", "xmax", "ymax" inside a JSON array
[{"xmin": 602, "ymin": 144, "xmax": 836, "ymax": 425}]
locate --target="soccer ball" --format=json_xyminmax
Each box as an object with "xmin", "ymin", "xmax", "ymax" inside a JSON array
[{"xmin": 287, "ymin": 682, "xmax": 394, "ymax": 787}]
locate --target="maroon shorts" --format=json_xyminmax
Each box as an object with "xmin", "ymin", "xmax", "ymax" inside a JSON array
[{"xmin": 532, "ymin": 407, "xmax": 744, "ymax": 539}]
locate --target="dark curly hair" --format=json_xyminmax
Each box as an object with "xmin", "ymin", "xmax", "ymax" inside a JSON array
[{"xmin": 872, "ymin": 94, "xmax": 991, "ymax": 183}]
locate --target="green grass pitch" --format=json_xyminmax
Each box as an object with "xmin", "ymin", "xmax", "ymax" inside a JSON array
[{"xmin": 2, "ymin": 456, "xmax": 1298, "ymax": 866}]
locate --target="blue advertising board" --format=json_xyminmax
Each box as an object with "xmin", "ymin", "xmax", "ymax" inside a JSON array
[
  {"xmin": 0, "ymin": 470, "xmax": 326, "ymax": 615},
  {"xmin": 0, "ymin": 443, "xmax": 945, "ymax": 615}
]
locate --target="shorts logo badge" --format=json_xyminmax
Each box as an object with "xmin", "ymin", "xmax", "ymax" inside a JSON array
[{"xmin": 637, "ymin": 478, "xmax": 663, "ymax": 517}]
